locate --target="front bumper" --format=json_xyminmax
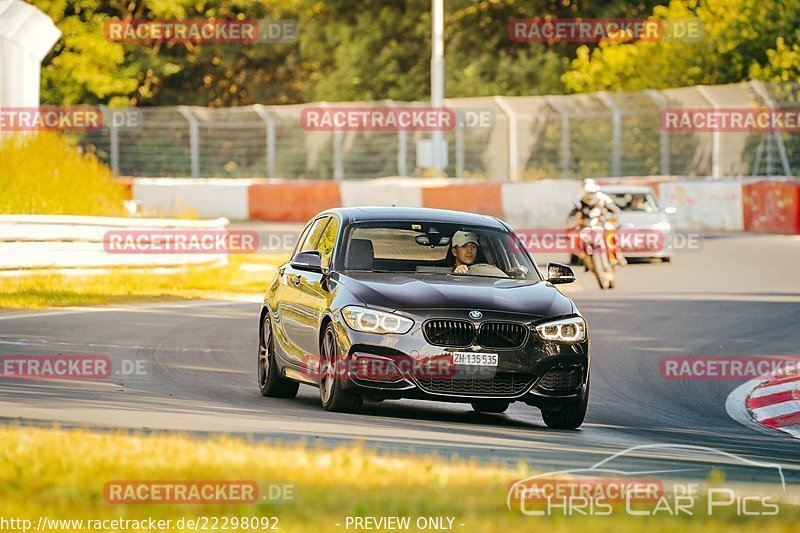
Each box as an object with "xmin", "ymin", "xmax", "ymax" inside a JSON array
[{"xmin": 332, "ymin": 309, "xmax": 590, "ymax": 406}]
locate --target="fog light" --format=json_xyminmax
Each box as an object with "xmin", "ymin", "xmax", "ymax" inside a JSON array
[{"xmin": 352, "ymin": 354, "xmax": 402, "ymax": 382}]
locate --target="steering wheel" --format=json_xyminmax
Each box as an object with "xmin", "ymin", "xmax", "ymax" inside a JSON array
[{"xmin": 466, "ymin": 263, "xmax": 509, "ymax": 278}]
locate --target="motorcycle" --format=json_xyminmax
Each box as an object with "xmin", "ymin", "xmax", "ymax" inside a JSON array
[{"xmin": 573, "ymin": 207, "xmax": 618, "ymax": 290}]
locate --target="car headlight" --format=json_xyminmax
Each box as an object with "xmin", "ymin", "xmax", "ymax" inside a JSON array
[
  {"xmin": 535, "ymin": 317, "xmax": 586, "ymax": 342},
  {"xmin": 341, "ymin": 306, "xmax": 414, "ymax": 334}
]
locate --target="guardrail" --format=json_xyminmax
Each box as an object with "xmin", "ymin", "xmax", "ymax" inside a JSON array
[{"xmin": 0, "ymin": 215, "xmax": 229, "ymax": 271}]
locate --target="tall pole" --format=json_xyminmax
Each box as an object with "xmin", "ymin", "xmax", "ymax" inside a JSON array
[{"xmin": 431, "ymin": 0, "xmax": 444, "ymax": 176}]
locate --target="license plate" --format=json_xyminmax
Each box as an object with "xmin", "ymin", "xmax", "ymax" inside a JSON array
[{"xmin": 452, "ymin": 352, "xmax": 498, "ymax": 366}]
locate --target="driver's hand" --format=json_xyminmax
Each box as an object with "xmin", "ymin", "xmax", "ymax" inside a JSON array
[{"xmin": 454, "ymin": 264, "xmax": 468, "ymax": 274}]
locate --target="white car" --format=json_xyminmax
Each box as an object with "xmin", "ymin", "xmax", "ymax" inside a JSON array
[{"xmin": 601, "ymin": 185, "xmax": 675, "ymax": 262}]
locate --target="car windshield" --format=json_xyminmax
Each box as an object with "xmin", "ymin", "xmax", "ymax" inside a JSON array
[
  {"xmin": 342, "ymin": 222, "xmax": 539, "ymax": 280},
  {"xmin": 609, "ymin": 192, "xmax": 660, "ymax": 213}
]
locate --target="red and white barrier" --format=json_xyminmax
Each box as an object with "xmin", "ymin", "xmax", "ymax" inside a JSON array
[
  {"xmin": 127, "ymin": 177, "xmax": 800, "ymax": 234},
  {"xmin": 746, "ymin": 373, "xmax": 800, "ymax": 439}
]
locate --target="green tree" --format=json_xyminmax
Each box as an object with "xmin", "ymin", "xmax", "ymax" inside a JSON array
[{"xmin": 562, "ymin": 0, "xmax": 800, "ymax": 92}]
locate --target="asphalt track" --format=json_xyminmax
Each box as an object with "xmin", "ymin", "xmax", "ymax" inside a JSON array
[{"xmin": 1, "ymin": 233, "xmax": 799, "ymax": 489}]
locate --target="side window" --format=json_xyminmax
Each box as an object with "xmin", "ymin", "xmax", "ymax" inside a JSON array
[
  {"xmin": 317, "ymin": 218, "xmax": 339, "ymax": 268},
  {"xmin": 298, "ymin": 217, "xmax": 330, "ymax": 253}
]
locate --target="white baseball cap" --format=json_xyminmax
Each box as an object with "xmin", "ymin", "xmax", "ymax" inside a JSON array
[{"xmin": 452, "ymin": 231, "xmax": 479, "ymax": 247}]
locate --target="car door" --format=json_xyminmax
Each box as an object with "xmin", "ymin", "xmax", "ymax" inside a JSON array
[
  {"xmin": 273, "ymin": 216, "xmax": 330, "ymax": 368},
  {"xmin": 291, "ymin": 216, "xmax": 339, "ymax": 365}
]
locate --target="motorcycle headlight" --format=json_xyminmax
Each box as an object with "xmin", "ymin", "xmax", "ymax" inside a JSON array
[
  {"xmin": 341, "ymin": 306, "xmax": 414, "ymax": 335},
  {"xmin": 535, "ymin": 317, "xmax": 586, "ymax": 342}
]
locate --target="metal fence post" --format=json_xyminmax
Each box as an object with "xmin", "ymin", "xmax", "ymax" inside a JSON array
[
  {"xmin": 454, "ymin": 112, "xmax": 464, "ymax": 178},
  {"xmin": 320, "ymin": 102, "xmax": 344, "ymax": 180},
  {"xmin": 597, "ymin": 92, "xmax": 621, "ymax": 177},
  {"xmin": 385, "ymin": 100, "xmax": 407, "ymax": 176},
  {"xmin": 645, "ymin": 90, "xmax": 670, "ymax": 175},
  {"xmin": 546, "ymin": 97, "xmax": 570, "ymax": 178},
  {"xmin": 178, "ymin": 106, "xmax": 200, "ymax": 178},
  {"xmin": 494, "ymin": 96, "xmax": 518, "ymax": 181},
  {"xmin": 696, "ymin": 86, "xmax": 722, "ymax": 179},
  {"xmin": 750, "ymin": 80, "xmax": 791, "ymax": 176},
  {"xmin": 102, "ymin": 105, "xmax": 120, "ymax": 175},
  {"xmin": 253, "ymin": 104, "xmax": 277, "ymax": 179}
]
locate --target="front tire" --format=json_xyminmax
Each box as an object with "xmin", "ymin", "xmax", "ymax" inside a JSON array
[
  {"xmin": 541, "ymin": 378, "xmax": 589, "ymax": 429},
  {"xmin": 319, "ymin": 324, "xmax": 362, "ymax": 413},
  {"xmin": 258, "ymin": 316, "xmax": 299, "ymax": 398}
]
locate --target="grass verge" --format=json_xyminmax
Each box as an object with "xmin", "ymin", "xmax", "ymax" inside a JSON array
[
  {"xmin": 0, "ymin": 254, "xmax": 286, "ymax": 309},
  {"xmin": 0, "ymin": 426, "xmax": 797, "ymax": 532}
]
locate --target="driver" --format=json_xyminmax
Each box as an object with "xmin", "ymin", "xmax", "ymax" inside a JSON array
[{"xmin": 451, "ymin": 231, "xmax": 480, "ymax": 274}]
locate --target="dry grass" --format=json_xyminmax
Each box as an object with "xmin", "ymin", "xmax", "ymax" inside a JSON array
[{"xmin": 0, "ymin": 426, "xmax": 796, "ymax": 532}]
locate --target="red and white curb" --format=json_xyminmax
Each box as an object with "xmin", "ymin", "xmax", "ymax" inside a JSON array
[{"xmin": 726, "ymin": 372, "xmax": 800, "ymax": 439}]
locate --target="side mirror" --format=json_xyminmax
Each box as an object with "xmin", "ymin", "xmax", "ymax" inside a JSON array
[
  {"xmin": 290, "ymin": 250, "xmax": 323, "ymax": 273},
  {"xmin": 664, "ymin": 206, "xmax": 677, "ymax": 215},
  {"xmin": 546, "ymin": 262, "xmax": 575, "ymax": 285}
]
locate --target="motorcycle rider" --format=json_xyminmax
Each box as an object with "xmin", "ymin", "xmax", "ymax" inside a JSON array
[{"xmin": 568, "ymin": 180, "xmax": 624, "ymax": 268}]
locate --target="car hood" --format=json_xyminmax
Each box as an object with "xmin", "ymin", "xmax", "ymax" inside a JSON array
[
  {"xmin": 338, "ymin": 272, "xmax": 574, "ymax": 318},
  {"xmin": 618, "ymin": 212, "xmax": 669, "ymax": 229}
]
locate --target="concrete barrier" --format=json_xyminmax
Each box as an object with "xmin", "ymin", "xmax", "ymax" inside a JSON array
[
  {"xmin": 501, "ymin": 180, "xmax": 583, "ymax": 229},
  {"xmin": 340, "ymin": 178, "xmax": 423, "ymax": 208},
  {"xmin": 126, "ymin": 176, "xmax": 800, "ymax": 234},
  {"xmin": 249, "ymin": 180, "xmax": 341, "ymax": 222},
  {"xmin": 421, "ymin": 183, "xmax": 505, "ymax": 218},
  {"xmin": 659, "ymin": 180, "xmax": 744, "ymax": 231},
  {"xmin": 133, "ymin": 178, "xmax": 251, "ymax": 219}
]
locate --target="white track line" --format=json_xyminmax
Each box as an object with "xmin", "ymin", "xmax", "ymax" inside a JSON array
[{"xmin": 0, "ymin": 300, "xmax": 249, "ymax": 321}]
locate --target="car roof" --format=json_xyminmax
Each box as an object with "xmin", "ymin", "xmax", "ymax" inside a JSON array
[
  {"xmin": 600, "ymin": 185, "xmax": 657, "ymax": 194},
  {"xmin": 323, "ymin": 206, "xmax": 509, "ymax": 230}
]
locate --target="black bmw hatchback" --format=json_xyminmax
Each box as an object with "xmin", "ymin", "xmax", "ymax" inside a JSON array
[{"xmin": 257, "ymin": 207, "xmax": 590, "ymax": 429}]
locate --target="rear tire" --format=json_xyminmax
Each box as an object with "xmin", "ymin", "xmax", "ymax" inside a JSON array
[
  {"xmin": 541, "ymin": 378, "xmax": 589, "ymax": 429},
  {"xmin": 471, "ymin": 400, "xmax": 510, "ymax": 414},
  {"xmin": 258, "ymin": 316, "xmax": 299, "ymax": 398},
  {"xmin": 319, "ymin": 324, "xmax": 362, "ymax": 413}
]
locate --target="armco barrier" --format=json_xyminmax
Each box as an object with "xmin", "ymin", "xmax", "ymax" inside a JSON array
[
  {"xmin": 421, "ymin": 183, "xmax": 504, "ymax": 219},
  {"xmin": 743, "ymin": 180, "xmax": 800, "ymax": 234},
  {"xmin": 659, "ymin": 180, "xmax": 745, "ymax": 232},
  {"xmin": 249, "ymin": 180, "xmax": 341, "ymax": 222},
  {"xmin": 0, "ymin": 215, "xmax": 228, "ymax": 271}
]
